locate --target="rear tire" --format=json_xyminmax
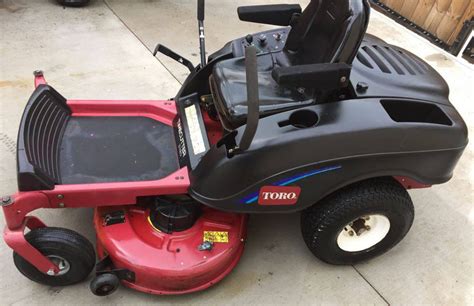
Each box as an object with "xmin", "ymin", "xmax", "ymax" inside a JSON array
[
  {"xmin": 301, "ymin": 177, "xmax": 414, "ymax": 265},
  {"xmin": 13, "ymin": 227, "xmax": 95, "ymax": 286}
]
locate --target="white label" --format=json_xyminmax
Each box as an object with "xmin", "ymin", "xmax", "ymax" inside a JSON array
[{"xmin": 185, "ymin": 104, "xmax": 206, "ymax": 155}]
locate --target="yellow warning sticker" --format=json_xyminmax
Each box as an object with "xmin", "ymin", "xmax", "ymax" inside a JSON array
[{"xmin": 203, "ymin": 231, "xmax": 229, "ymax": 243}]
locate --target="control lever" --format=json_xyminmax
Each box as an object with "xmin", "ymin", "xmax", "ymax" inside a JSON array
[
  {"xmin": 238, "ymin": 46, "xmax": 259, "ymax": 151},
  {"xmin": 153, "ymin": 44, "xmax": 195, "ymax": 73},
  {"xmin": 197, "ymin": 0, "xmax": 206, "ymax": 67},
  {"xmin": 217, "ymin": 46, "xmax": 260, "ymax": 157},
  {"xmin": 153, "ymin": 1, "xmax": 206, "ymax": 71}
]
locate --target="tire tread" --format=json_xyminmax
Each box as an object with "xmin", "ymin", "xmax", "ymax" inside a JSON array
[{"xmin": 301, "ymin": 177, "xmax": 414, "ymax": 264}]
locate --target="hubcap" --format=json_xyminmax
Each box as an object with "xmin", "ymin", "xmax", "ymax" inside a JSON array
[
  {"xmin": 336, "ymin": 214, "xmax": 390, "ymax": 252},
  {"xmin": 100, "ymin": 285, "xmax": 113, "ymax": 293},
  {"xmin": 46, "ymin": 255, "xmax": 70, "ymax": 276}
]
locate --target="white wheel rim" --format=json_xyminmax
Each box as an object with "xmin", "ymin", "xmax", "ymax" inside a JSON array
[
  {"xmin": 336, "ymin": 214, "xmax": 390, "ymax": 252},
  {"xmin": 46, "ymin": 255, "xmax": 71, "ymax": 276}
]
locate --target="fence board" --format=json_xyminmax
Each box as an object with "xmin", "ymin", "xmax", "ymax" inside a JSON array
[{"xmin": 379, "ymin": 0, "xmax": 473, "ymax": 48}]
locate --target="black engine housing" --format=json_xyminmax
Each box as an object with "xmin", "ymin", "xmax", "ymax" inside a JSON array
[{"xmin": 179, "ymin": 31, "xmax": 467, "ymax": 214}]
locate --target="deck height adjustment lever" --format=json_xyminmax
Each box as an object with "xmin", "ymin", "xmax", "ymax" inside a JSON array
[
  {"xmin": 153, "ymin": 44, "xmax": 195, "ymax": 73},
  {"xmin": 153, "ymin": 0, "xmax": 206, "ymax": 71}
]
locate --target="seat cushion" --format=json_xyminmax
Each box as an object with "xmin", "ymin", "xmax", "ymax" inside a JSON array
[{"xmin": 211, "ymin": 53, "xmax": 314, "ymax": 129}]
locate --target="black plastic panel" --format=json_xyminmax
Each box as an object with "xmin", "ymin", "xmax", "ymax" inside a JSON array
[
  {"xmin": 237, "ymin": 4, "xmax": 301, "ymax": 26},
  {"xmin": 189, "ymin": 98, "xmax": 467, "ymax": 213},
  {"xmin": 230, "ymin": 28, "xmax": 290, "ymax": 58},
  {"xmin": 351, "ymin": 34, "xmax": 450, "ymax": 105},
  {"xmin": 381, "ymin": 100, "xmax": 452, "ymax": 126},
  {"xmin": 17, "ymin": 85, "xmax": 71, "ymax": 191},
  {"xmin": 174, "ymin": 93, "xmax": 210, "ymax": 169},
  {"xmin": 358, "ymin": 44, "xmax": 428, "ymax": 75},
  {"xmin": 177, "ymin": 4, "xmax": 468, "ymax": 214}
]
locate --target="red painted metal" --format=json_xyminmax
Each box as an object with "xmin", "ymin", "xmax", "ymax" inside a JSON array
[
  {"xmin": 3, "ymin": 168, "xmax": 190, "ymax": 230},
  {"xmin": 24, "ymin": 216, "xmax": 47, "ymax": 230},
  {"xmin": 44, "ymin": 167, "xmax": 190, "ymax": 208},
  {"xmin": 95, "ymin": 206, "xmax": 247, "ymax": 295},
  {"xmin": 2, "ymin": 167, "xmax": 190, "ymax": 276},
  {"xmin": 394, "ymin": 176, "xmax": 432, "ymax": 189},
  {"xmin": 3, "ymin": 192, "xmax": 51, "ymax": 230},
  {"xmin": 4, "ymin": 216, "xmax": 59, "ymax": 274},
  {"xmin": 68, "ymin": 99, "xmax": 177, "ymax": 127},
  {"xmin": 34, "ymin": 73, "xmax": 46, "ymax": 88}
]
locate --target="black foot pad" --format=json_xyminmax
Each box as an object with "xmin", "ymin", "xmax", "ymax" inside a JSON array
[{"xmin": 60, "ymin": 117, "xmax": 178, "ymax": 184}]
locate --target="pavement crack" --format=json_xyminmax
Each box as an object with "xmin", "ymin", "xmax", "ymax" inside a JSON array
[
  {"xmin": 352, "ymin": 265, "xmax": 390, "ymax": 305},
  {"xmin": 103, "ymin": 0, "xmax": 183, "ymax": 86},
  {"xmin": 0, "ymin": 133, "xmax": 16, "ymax": 155}
]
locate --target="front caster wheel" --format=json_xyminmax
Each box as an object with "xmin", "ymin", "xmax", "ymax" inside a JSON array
[
  {"xmin": 90, "ymin": 273, "xmax": 120, "ymax": 296},
  {"xmin": 13, "ymin": 227, "xmax": 96, "ymax": 286},
  {"xmin": 301, "ymin": 177, "xmax": 414, "ymax": 265}
]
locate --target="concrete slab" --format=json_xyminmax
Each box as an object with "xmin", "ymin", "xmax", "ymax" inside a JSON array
[
  {"xmin": 105, "ymin": 0, "xmax": 311, "ymax": 83},
  {"xmin": 0, "ymin": 0, "xmax": 472, "ymax": 305}
]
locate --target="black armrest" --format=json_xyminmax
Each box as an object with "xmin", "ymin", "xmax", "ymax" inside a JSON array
[
  {"xmin": 272, "ymin": 63, "xmax": 352, "ymax": 91},
  {"xmin": 237, "ymin": 4, "xmax": 302, "ymax": 26}
]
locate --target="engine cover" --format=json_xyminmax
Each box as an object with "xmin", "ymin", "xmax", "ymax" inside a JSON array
[{"xmin": 351, "ymin": 34, "xmax": 450, "ymax": 104}]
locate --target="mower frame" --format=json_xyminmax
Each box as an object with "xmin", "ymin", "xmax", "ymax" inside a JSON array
[{"xmin": 3, "ymin": 74, "xmax": 190, "ymax": 275}]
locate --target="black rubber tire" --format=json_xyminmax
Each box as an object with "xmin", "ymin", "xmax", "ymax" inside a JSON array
[
  {"xmin": 57, "ymin": 0, "xmax": 90, "ymax": 7},
  {"xmin": 13, "ymin": 227, "xmax": 96, "ymax": 286},
  {"xmin": 90, "ymin": 273, "xmax": 120, "ymax": 296},
  {"xmin": 301, "ymin": 177, "xmax": 414, "ymax": 265}
]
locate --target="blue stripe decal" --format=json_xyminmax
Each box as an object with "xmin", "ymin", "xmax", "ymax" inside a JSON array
[
  {"xmin": 241, "ymin": 191, "xmax": 260, "ymax": 204},
  {"xmin": 275, "ymin": 165, "xmax": 342, "ymax": 186},
  {"xmin": 244, "ymin": 195, "xmax": 259, "ymax": 204},
  {"xmin": 241, "ymin": 165, "xmax": 342, "ymax": 204}
]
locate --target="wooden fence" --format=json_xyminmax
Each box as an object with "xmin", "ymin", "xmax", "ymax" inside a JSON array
[{"xmin": 374, "ymin": 0, "xmax": 473, "ymax": 54}]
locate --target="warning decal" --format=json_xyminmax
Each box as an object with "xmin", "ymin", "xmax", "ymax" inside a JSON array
[{"xmin": 203, "ymin": 231, "xmax": 229, "ymax": 243}]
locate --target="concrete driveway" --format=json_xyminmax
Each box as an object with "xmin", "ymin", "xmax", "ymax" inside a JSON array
[{"xmin": 0, "ymin": 0, "xmax": 472, "ymax": 304}]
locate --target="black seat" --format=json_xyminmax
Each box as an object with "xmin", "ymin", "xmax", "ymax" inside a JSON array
[{"xmin": 211, "ymin": 0, "xmax": 370, "ymax": 129}]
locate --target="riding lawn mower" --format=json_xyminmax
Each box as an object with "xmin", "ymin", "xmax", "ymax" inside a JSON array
[{"xmin": 1, "ymin": 0, "xmax": 467, "ymax": 296}]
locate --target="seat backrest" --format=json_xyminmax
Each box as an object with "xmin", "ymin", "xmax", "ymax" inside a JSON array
[{"xmin": 284, "ymin": 0, "xmax": 370, "ymax": 65}]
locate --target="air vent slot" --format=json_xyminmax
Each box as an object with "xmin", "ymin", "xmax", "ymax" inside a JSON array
[
  {"xmin": 357, "ymin": 44, "xmax": 429, "ymax": 76},
  {"xmin": 361, "ymin": 46, "xmax": 391, "ymax": 73},
  {"xmin": 384, "ymin": 47, "xmax": 416, "ymax": 75},
  {"xmin": 373, "ymin": 45, "xmax": 404, "ymax": 74},
  {"xmin": 356, "ymin": 52, "xmax": 373, "ymax": 69},
  {"xmin": 381, "ymin": 100, "xmax": 452, "ymax": 126},
  {"xmin": 396, "ymin": 48, "xmax": 429, "ymax": 74}
]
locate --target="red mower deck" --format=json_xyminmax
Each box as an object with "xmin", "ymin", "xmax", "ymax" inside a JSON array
[{"xmin": 95, "ymin": 206, "xmax": 247, "ymax": 294}]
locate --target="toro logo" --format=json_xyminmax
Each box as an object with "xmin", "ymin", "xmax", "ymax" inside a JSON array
[{"xmin": 258, "ymin": 186, "xmax": 301, "ymax": 205}]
